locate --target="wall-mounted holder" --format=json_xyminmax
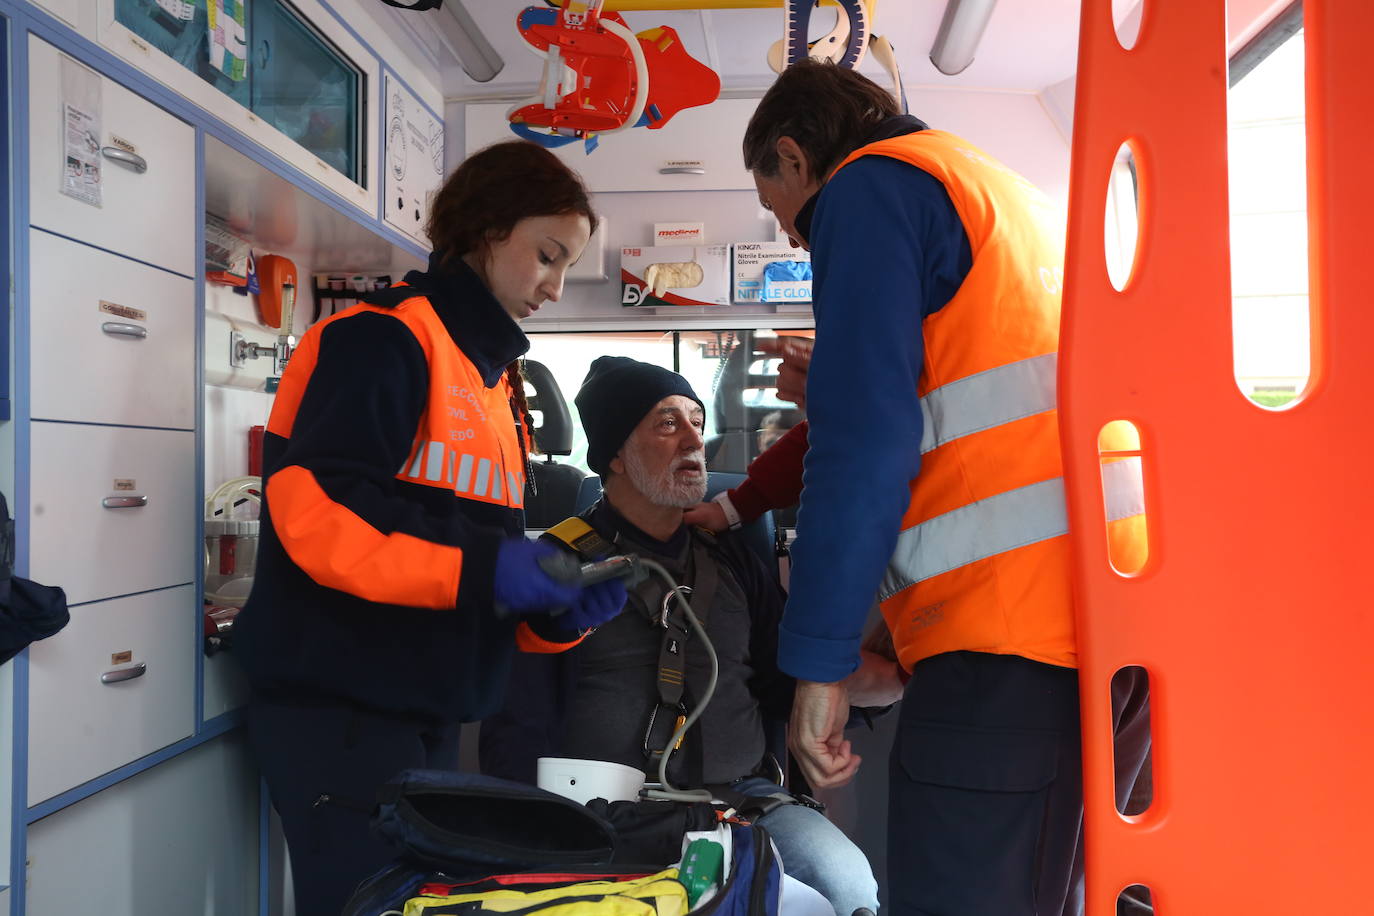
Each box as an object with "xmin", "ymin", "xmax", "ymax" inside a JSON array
[{"xmin": 229, "ymin": 329, "xmax": 295, "ymax": 377}]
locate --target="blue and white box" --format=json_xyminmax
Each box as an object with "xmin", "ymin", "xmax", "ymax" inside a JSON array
[{"xmin": 731, "ymin": 242, "xmax": 812, "ymax": 304}]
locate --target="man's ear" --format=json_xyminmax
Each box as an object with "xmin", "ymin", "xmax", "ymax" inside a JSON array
[
  {"xmin": 776, "ymin": 136, "xmax": 813, "ymax": 186},
  {"xmin": 608, "ymin": 452, "xmax": 625, "ymax": 477}
]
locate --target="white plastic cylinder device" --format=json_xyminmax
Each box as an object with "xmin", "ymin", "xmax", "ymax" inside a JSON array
[{"xmin": 536, "ymin": 757, "xmax": 645, "ymax": 805}]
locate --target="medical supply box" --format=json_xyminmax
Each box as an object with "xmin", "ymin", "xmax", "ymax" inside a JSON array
[
  {"xmin": 620, "ymin": 245, "xmax": 731, "ymax": 307},
  {"xmin": 731, "ymin": 242, "xmax": 812, "ymax": 304}
]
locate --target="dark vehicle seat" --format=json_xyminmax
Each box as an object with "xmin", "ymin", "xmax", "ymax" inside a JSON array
[{"xmin": 522, "ymin": 360, "xmax": 589, "ymax": 529}]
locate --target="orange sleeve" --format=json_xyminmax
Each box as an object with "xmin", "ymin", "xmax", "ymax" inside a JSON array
[{"xmin": 268, "ymin": 465, "xmax": 463, "ymax": 610}]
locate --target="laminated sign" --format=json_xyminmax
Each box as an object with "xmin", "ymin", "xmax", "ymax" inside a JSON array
[{"xmin": 384, "ymin": 72, "xmax": 445, "ymax": 242}]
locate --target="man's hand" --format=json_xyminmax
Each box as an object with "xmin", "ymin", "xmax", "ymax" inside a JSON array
[
  {"xmin": 841, "ymin": 650, "xmax": 906, "ymax": 708},
  {"xmin": 683, "ymin": 499, "xmax": 729, "ymax": 532},
  {"xmin": 788, "ymin": 679, "xmax": 861, "ymax": 788},
  {"xmin": 757, "ymin": 337, "xmax": 813, "ymax": 409}
]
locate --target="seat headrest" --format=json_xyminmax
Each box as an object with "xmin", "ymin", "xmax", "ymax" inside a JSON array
[{"xmin": 523, "ymin": 360, "xmax": 575, "ymax": 457}]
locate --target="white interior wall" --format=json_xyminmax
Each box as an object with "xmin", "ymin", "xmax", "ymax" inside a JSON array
[
  {"xmin": 203, "ymin": 248, "xmax": 319, "ymax": 494},
  {"xmin": 454, "ymin": 84, "xmax": 1072, "ymax": 334}
]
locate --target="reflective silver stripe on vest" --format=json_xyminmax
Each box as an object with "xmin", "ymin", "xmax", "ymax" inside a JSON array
[
  {"xmin": 491, "ymin": 466, "xmax": 503, "ymax": 501},
  {"xmin": 508, "ymin": 471, "xmax": 521, "ymax": 505},
  {"xmin": 881, "ymin": 460, "xmax": 1146, "ymax": 600},
  {"xmin": 1103, "ymin": 456, "xmax": 1145, "ymax": 522},
  {"xmin": 455, "ymin": 454, "xmax": 475, "ymax": 493},
  {"xmin": 881, "ymin": 477, "xmax": 1069, "ymax": 600},
  {"xmin": 920, "ymin": 353, "xmax": 1058, "ymax": 455},
  {"xmin": 474, "ymin": 458, "xmax": 492, "ymax": 497},
  {"xmin": 424, "ymin": 442, "xmax": 445, "ymax": 482},
  {"xmin": 405, "ymin": 444, "xmax": 425, "ymax": 478}
]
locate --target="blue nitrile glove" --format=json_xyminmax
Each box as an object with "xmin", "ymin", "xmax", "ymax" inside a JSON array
[
  {"xmin": 492, "ymin": 538, "xmax": 583, "ymax": 616},
  {"xmin": 561, "ymin": 577, "xmax": 628, "ymax": 631}
]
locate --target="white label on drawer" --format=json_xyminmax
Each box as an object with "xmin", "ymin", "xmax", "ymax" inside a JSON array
[
  {"xmin": 111, "ymin": 650, "xmax": 133, "ymax": 665},
  {"xmin": 108, "ymin": 134, "xmax": 138, "ymax": 155},
  {"xmin": 100, "ymin": 300, "xmax": 147, "ymax": 322},
  {"xmin": 113, "ymin": 478, "xmax": 137, "ymax": 491}
]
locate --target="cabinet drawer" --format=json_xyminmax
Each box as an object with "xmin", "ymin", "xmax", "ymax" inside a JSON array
[
  {"xmin": 466, "ymin": 98, "xmax": 758, "ymax": 193},
  {"xmin": 29, "ymin": 423, "xmax": 196, "ymax": 606},
  {"xmin": 26, "ymin": 733, "xmax": 261, "ymax": 913},
  {"xmin": 30, "ymin": 231, "xmax": 196, "ymax": 428},
  {"xmin": 28, "ymin": 36, "xmax": 195, "ymax": 276},
  {"xmin": 27, "ymin": 585, "xmax": 196, "ymax": 805}
]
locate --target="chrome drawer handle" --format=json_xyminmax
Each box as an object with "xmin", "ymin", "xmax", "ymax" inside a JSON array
[
  {"xmin": 101, "ymin": 321, "xmax": 148, "ymax": 339},
  {"xmin": 659, "ymin": 166, "xmax": 705, "ymax": 175},
  {"xmin": 101, "ymin": 147, "xmax": 148, "ymax": 174},
  {"xmin": 102, "ymin": 495, "xmax": 148, "ymax": 509},
  {"xmin": 101, "ymin": 662, "xmax": 147, "ymax": 684}
]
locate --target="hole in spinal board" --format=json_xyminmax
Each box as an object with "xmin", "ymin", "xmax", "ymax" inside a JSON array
[
  {"xmin": 1098, "ymin": 420, "xmax": 1148, "ymax": 577},
  {"xmin": 1111, "ymin": 665, "xmax": 1154, "ymax": 817},
  {"xmin": 1118, "ymin": 884, "xmax": 1154, "ymax": 912},
  {"xmin": 1104, "ymin": 142, "xmax": 1142, "ymax": 293},
  {"xmin": 1112, "ymin": 0, "xmax": 1144, "ymax": 51},
  {"xmin": 1228, "ymin": 16, "xmax": 1311, "ymax": 411}
]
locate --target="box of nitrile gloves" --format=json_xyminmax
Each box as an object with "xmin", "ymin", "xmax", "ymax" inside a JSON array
[
  {"xmin": 731, "ymin": 242, "xmax": 812, "ymax": 304},
  {"xmin": 620, "ymin": 245, "xmax": 731, "ymax": 307}
]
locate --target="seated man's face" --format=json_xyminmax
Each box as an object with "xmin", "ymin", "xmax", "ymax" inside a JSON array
[{"xmin": 617, "ymin": 395, "xmax": 708, "ymax": 508}]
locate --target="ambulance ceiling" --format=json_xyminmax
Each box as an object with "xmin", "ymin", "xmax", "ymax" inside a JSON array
[
  {"xmin": 383, "ymin": 1, "xmax": 1089, "ymax": 99},
  {"xmin": 373, "ymin": 1, "xmax": 1289, "ymax": 101}
]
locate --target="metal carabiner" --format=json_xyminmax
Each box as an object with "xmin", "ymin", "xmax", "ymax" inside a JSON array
[
  {"xmin": 642, "ymin": 700, "xmax": 689, "ymax": 759},
  {"xmin": 660, "ymin": 585, "xmax": 692, "ymax": 628}
]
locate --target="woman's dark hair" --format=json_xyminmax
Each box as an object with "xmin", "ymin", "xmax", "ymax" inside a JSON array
[
  {"xmin": 427, "ymin": 140, "xmax": 597, "ymax": 265},
  {"xmin": 743, "ymin": 60, "xmax": 901, "ymax": 180}
]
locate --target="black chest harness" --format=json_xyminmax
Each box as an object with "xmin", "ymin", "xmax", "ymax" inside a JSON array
[{"xmin": 622, "ymin": 532, "xmax": 721, "ymax": 767}]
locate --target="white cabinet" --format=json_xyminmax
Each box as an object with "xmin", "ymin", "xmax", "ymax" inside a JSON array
[
  {"xmin": 466, "ymin": 98, "xmax": 759, "ymax": 193},
  {"xmin": 28, "ymin": 35, "xmax": 196, "ymax": 276},
  {"xmin": 28, "ymin": 423, "xmax": 196, "ymax": 607},
  {"xmin": 27, "ymin": 586, "xmax": 196, "ymax": 805},
  {"xmin": 26, "ymin": 733, "xmax": 260, "ymax": 913},
  {"xmin": 30, "ymin": 231, "xmax": 196, "ymax": 429}
]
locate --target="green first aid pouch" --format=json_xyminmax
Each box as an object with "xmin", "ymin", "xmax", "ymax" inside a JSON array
[{"xmin": 679, "ymin": 839, "xmax": 725, "ymax": 907}]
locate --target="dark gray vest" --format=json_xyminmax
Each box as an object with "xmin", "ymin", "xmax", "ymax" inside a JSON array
[{"xmin": 557, "ymin": 527, "xmax": 764, "ymax": 786}]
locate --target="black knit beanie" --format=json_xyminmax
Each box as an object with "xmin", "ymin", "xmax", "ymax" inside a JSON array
[{"xmin": 575, "ymin": 356, "xmax": 705, "ymax": 476}]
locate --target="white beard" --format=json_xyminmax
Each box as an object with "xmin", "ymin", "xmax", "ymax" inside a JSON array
[{"xmin": 622, "ymin": 440, "xmax": 708, "ymax": 508}]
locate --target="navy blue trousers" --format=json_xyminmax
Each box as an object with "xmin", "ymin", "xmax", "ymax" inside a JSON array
[
  {"xmin": 887, "ymin": 652, "xmax": 1152, "ymax": 916},
  {"xmin": 246, "ymin": 695, "xmax": 461, "ymax": 916}
]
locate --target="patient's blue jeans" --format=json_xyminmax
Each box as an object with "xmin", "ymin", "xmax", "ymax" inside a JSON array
[{"xmin": 732, "ymin": 776, "xmax": 880, "ymax": 916}]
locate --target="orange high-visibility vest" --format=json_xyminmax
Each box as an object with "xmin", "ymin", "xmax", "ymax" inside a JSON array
[
  {"xmin": 274, "ymin": 290, "xmax": 527, "ymax": 516},
  {"xmin": 833, "ymin": 131, "xmax": 1145, "ymax": 671},
  {"xmin": 386, "ymin": 296, "xmax": 528, "ymax": 511},
  {"xmin": 264, "ymin": 289, "xmax": 529, "ymax": 614}
]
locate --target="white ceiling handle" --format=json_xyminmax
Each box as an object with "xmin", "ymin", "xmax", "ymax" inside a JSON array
[{"xmin": 596, "ymin": 17, "xmax": 650, "ymax": 134}]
